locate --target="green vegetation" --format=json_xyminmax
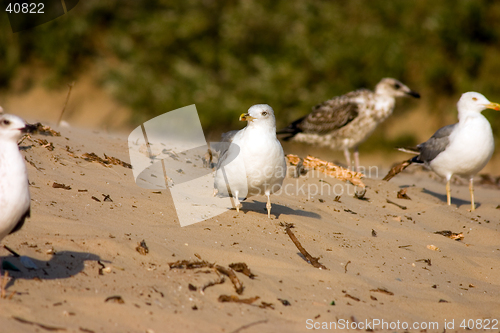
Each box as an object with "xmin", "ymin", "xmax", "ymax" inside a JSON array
[{"xmin": 1, "ymin": 0, "xmax": 500, "ymax": 142}]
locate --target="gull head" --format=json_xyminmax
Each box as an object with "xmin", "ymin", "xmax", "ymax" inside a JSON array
[
  {"xmin": 0, "ymin": 114, "xmax": 28, "ymax": 142},
  {"xmin": 239, "ymin": 104, "xmax": 276, "ymax": 128},
  {"xmin": 457, "ymin": 92, "xmax": 500, "ymax": 115},
  {"xmin": 375, "ymin": 78, "xmax": 420, "ymax": 99}
]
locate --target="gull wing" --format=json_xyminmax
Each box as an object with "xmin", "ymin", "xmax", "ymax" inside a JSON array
[
  {"xmin": 277, "ymin": 92, "xmax": 362, "ymax": 139},
  {"xmin": 416, "ymin": 124, "xmax": 457, "ymax": 162},
  {"xmin": 300, "ymin": 97, "xmax": 360, "ymax": 134}
]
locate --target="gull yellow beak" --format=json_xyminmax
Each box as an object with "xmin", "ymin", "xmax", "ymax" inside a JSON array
[
  {"xmin": 486, "ymin": 102, "xmax": 500, "ymax": 111},
  {"xmin": 239, "ymin": 113, "xmax": 255, "ymax": 121}
]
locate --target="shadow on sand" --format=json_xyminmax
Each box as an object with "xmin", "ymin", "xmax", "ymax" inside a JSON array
[
  {"xmin": 1, "ymin": 250, "xmax": 105, "ymax": 289},
  {"xmin": 239, "ymin": 200, "xmax": 321, "ymax": 219},
  {"xmin": 421, "ymin": 188, "xmax": 478, "ymax": 209}
]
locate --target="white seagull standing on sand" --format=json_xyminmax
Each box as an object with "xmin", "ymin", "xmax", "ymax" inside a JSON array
[
  {"xmin": 0, "ymin": 114, "xmax": 30, "ymax": 242},
  {"xmin": 384, "ymin": 92, "xmax": 500, "ymax": 211},
  {"xmin": 214, "ymin": 104, "xmax": 286, "ymax": 218},
  {"xmin": 277, "ymin": 78, "xmax": 420, "ymax": 172}
]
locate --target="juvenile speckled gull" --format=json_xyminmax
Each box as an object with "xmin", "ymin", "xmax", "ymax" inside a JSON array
[
  {"xmin": 0, "ymin": 114, "xmax": 30, "ymax": 242},
  {"xmin": 277, "ymin": 78, "xmax": 420, "ymax": 172},
  {"xmin": 384, "ymin": 92, "xmax": 500, "ymax": 211},
  {"xmin": 214, "ymin": 104, "xmax": 286, "ymax": 218}
]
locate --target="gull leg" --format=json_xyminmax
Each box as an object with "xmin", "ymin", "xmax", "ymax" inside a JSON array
[
  {"xmin": 266, "ymin": 191, "xmax": 272, "ymax": 218},
  {"xmin": 353, "ymin": 148, "xmax": 360, "ymax": 173},
  {"xmin": 233, "ymin": 190, "xmax": 242, "ymax": 213},
  {"xmin": 446, "ymin": 179, "xmax": 451, "ymax": 206},
  {"xmin": 235, "ymin": 197, "xmax": 242, "ymax": 212},
  {"xmin": 469, "ymin": 178, "xmax": 475, "ymax": 211},
  {"xmin": 343, "ymin": 148, "xmax": 351, "ymax": 170}
]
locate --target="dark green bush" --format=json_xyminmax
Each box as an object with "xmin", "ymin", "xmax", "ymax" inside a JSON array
[{"xmin": 1, "ymin": 0, "xmax": 500, "ymax": 139}]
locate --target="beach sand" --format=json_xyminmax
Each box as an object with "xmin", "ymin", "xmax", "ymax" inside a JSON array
[{"xmin": 1, "ymin": 124, "xmax": 499, "ymax": 333}]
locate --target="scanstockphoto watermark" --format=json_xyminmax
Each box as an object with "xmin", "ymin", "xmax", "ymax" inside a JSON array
[
  {"xmin": 305, "ymin": 318, "xmax": 442, "ymax": 331},
  {"xmin": 245, "ymin": 165, "xmax": 379, "ymax": 199},
  {"xmin": 239, "ymin": 165, "xmax": 375, "ymax": 199},
  {"xmin": 128, "ymin": 105, "xmax": 379, "ymax": 227}
]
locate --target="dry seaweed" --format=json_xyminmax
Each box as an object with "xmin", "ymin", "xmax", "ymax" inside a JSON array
[
  {"xmin": 52, "ymin": 182, "xmax": 71, "ymax": 190},
  {"xmin": 370, "ymin": 287, "xmax": 394, "ymax": 295},
  {"xmin": 34, "ymin": 139, "xmax": 54, "ymax": 151},
  {"xmin": 278, "ymin": 298, "xmax": 291, "ymax": 306},
  {"xmin": 28, "ymin": 123, "xmax": 61, "ymax": 136},
  {"xmin": 201, "ymin": 275, "xmax": 225, "ymax": 293},
  {"xmin": 344, "ymin": 260, "xmax": 351, "ymax": 273},
  {"xmin": 229, "ymin": 262, "xmax": 256, "ymax": 279},
  {"xmin": 218, "ymin": 295, "xmax": 260, "ymax": 304},
  {"xmin": 259, "ymin": 302, "xmax": 274, "ymax": 309},
  {"xmin": 434, "ymin": 230, "xmax": 464, "ymax": 241},
  {"xmin": 416, "ymin": 259, "xmax": 432, "ymax": 266},
  {"xmin": 344, "ymin": 293, "xmax": 360, "ymax": 302},
  {"xmin": 383, "ymin": 159, "xmax": 413, "ymax": 181},
  {"xmin": 82, "ymin": 153, "xmax": 132, "ymax": 169},
  {"xmin": 135, "ymin": 240, "xmax": 149, "ymax": 255},
  {"xmin": 397, "ymin": 188, "xmax": 411, "ymax": 200},
  {"xmin": 216, "ymin": 265, "xmax": 244, "ymax": 294},
  {"xmin": 105, "ymin": 295, "xmax": 125, "ymax": 304},
  {"xmin": 287, "ymin": 154, "xmax": 365, "ymax": 187},
  {"xmin": 168, "ymin": 260, "xmax": 214, "ymax": 269}
]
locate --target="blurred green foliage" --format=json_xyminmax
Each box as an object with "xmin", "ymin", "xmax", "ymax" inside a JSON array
[{"xmin": 1, "ymin": 0, "xmax": 500, "ymax": 140}]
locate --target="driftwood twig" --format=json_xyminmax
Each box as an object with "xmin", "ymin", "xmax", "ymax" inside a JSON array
[
  {"xmin": 386, "ymin": 199, "xmax": 407, "ymax": 210},
  {"xmin": 284, "ymin": 223, "xmax": 327, "ymax": 270}
]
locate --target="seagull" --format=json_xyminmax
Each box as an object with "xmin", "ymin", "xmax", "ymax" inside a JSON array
[
  {"xmin": 214, "ymin": 104, "xmax": 286, "ymax": 218},
  {"xmin": 383, "ymin": 92, "xmax": 500, "ymax": 211},
  {"xmin": 0, "ymin": 114, "xmax": 31, "ymax": 242},
  {"xmin": 277, "ymin": 78, "xmax": 420, "ymax": 172}
]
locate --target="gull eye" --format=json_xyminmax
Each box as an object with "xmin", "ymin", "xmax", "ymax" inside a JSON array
[
  {"xmin": 472, "ymin": 97, "xmax": 478, "ymax": 101},
  {"xmin": 394, "ymin": 83, "xmax": 401, "ymax": 89},
  {"xmin": 261, "ymin": 111, "xmax": 268, "ymax": 116},
  {"xmin": 1, "ymin": 119, "xmax": 10, "ymax": 126}
]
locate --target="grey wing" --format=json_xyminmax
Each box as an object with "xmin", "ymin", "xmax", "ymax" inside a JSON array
[
  {"xmin": 417, "ymin": 124, "xmax": 457, "ymax": 162},
  {"xmin": 215, "ymin": 130, "xmax": 242, "ymax": 169},
  {"xmin": 299, "ymin": 96, "xmax": 360, "ymax": 134},
  {"xmin": 212, "ymin": 129, "xmax": 239, "ymax": 156},
  {"xmin": 220, "ymin": 130, "xmax": 238, "ymax": 144}
]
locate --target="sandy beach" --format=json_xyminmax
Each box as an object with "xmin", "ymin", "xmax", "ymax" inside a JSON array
[{"xmin": 0, "ymin": 121, "xmax": 498, "ymax": 333}]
